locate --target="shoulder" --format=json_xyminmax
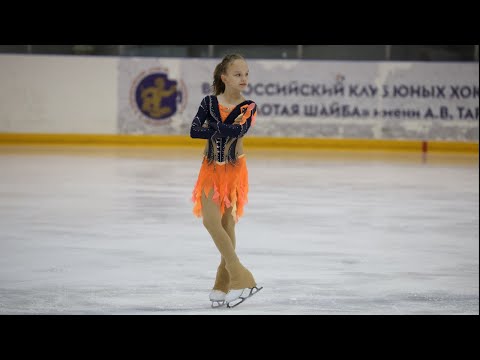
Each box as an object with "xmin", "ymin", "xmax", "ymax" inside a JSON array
[
  {"xmin": 198, "ymin": 95, "xmax": 217, "ymax": 117},
  {"xmin": 201, "ymin": 95, "xmax": 216, "ymax": 104},
  {"xmin": 197, "ymin": 95, "xmax": 213, "ymax": 108}
]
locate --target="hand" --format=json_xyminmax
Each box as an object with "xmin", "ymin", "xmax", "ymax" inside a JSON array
[
  {"xmin": 234, "ymin": 104, "xmax": 255, "ymax": 125},
  {"xmin": 233, "ymin": 113, "xmax": 244, "ymax": 125}
]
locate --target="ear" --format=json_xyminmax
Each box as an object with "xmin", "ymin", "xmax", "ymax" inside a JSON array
[{"xmin": 221, "ymin": 74, "xmax": 227, "ymax": 83}]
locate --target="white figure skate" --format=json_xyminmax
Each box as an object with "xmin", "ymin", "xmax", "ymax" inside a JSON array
[
  {"xmin": 225, "ymin": 286, "xmax": 263, "ymax": 308},
  {"xmin": 209, "ymin": 290, "xmax": 227, "ymax": 308}
]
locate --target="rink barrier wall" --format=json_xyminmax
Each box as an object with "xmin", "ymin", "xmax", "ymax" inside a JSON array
[{"xmin": 0, "ymin": 133, "xmax": 477, "ymax": 153}]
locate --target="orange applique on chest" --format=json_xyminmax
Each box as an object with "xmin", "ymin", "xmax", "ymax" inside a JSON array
[
  {"xmin": 218, "ymin": 104, "xmax": 232, "ymax": 122},
  {"xmin": 218, "ymin": 103, "xmax": 253, "ymax": 124}
]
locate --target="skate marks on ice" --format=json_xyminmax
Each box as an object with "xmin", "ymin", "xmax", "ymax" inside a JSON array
[{"xmin": 0, "ymin": 146, "xmax": 477, "ymax": 314}]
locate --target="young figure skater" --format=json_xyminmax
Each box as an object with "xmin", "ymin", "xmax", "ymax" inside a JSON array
[{"xmin": 190, "ymin": 53, "xmax": 262, "ymax": 308}]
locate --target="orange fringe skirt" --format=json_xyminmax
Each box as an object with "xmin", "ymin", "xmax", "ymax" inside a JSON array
[{"xmin": 191, "ymin": 155, "xmax": 249, "ymax": 223}]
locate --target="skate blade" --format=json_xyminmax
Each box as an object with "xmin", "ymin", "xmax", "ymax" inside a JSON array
[
  {"xmin": 211, "ymin": 301, "xmax": 225, "ymax": 308},
  {"xmin": 226, "ymin": 286, "xmax": 263, "ymax": 308}
]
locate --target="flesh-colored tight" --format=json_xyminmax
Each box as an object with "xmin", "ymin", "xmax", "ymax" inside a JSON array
[{"xmin": 201, "ymin": 188, "xmax": 256, "ymax": 292}]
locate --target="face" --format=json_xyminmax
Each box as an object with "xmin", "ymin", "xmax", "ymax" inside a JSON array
[{"xmin": 221, "ymin": 59, "xmax": 249, "ymax": 92}]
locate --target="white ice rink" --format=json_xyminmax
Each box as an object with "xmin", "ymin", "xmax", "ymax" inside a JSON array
[{"xmin": 0, "ymin": 145, "xmax": 478, "ymax": 314}]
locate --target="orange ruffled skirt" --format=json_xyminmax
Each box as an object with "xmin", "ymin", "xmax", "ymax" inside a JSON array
[{"xmin": 191, "ymin": 156, "xmax": 249, "ymax": 223}]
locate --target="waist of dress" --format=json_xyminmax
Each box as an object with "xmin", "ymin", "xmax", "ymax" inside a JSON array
[{"xmin": 203, "ymin": 153, "xmax": 245, "ymax": 165}]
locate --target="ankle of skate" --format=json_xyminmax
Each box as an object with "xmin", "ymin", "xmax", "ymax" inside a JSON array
[
  {"xmin": 209, "ymin": 290, "xmax": 227, "ymax": 308},
  {"xmin": 225, "ymin": 260, "xmax": 256, "ymax": 290},
  {"xmin": 209, "ymin": 289, "xmax": 227, "ymax": 301}
]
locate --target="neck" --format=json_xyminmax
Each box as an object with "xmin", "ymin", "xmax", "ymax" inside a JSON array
[{"xmin": 222, "ymin": 89, "xmax": 243, "ymax": 103}]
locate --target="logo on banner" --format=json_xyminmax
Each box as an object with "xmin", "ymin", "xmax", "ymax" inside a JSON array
[{"xmin": 130, "ymin": 67, "xmax": 187, "ymax": 124}]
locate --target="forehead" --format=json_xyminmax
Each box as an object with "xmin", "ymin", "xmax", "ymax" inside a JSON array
[{"xmin": 226, "ymin": 59, "xmax": 248, "ymax": 73}]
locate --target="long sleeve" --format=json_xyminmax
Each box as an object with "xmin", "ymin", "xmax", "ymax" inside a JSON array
[
  {"xmin": 190, "ymin": 97, "xmax": 217, "ymax": 139},
  {"xmin": 211, "ymin": 120, "xmax": 249, "ymax": 138},
  {"xmin": 209, "ymin": 102, "xmax": 257, "ymax": 138}
]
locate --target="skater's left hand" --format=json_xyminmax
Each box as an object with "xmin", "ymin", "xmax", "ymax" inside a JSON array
[{"xmin": 233, "ymin": 113, "xmax": 244, "ymax": 125}]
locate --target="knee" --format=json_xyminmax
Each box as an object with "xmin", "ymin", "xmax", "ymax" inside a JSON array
[
  {"xmin": 203, "ymin": 216, "xmax": 221, "ymax": 231},
  {"xmin": 221, "ymin": 215, "xmax": 235, "ymax": 229}
]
